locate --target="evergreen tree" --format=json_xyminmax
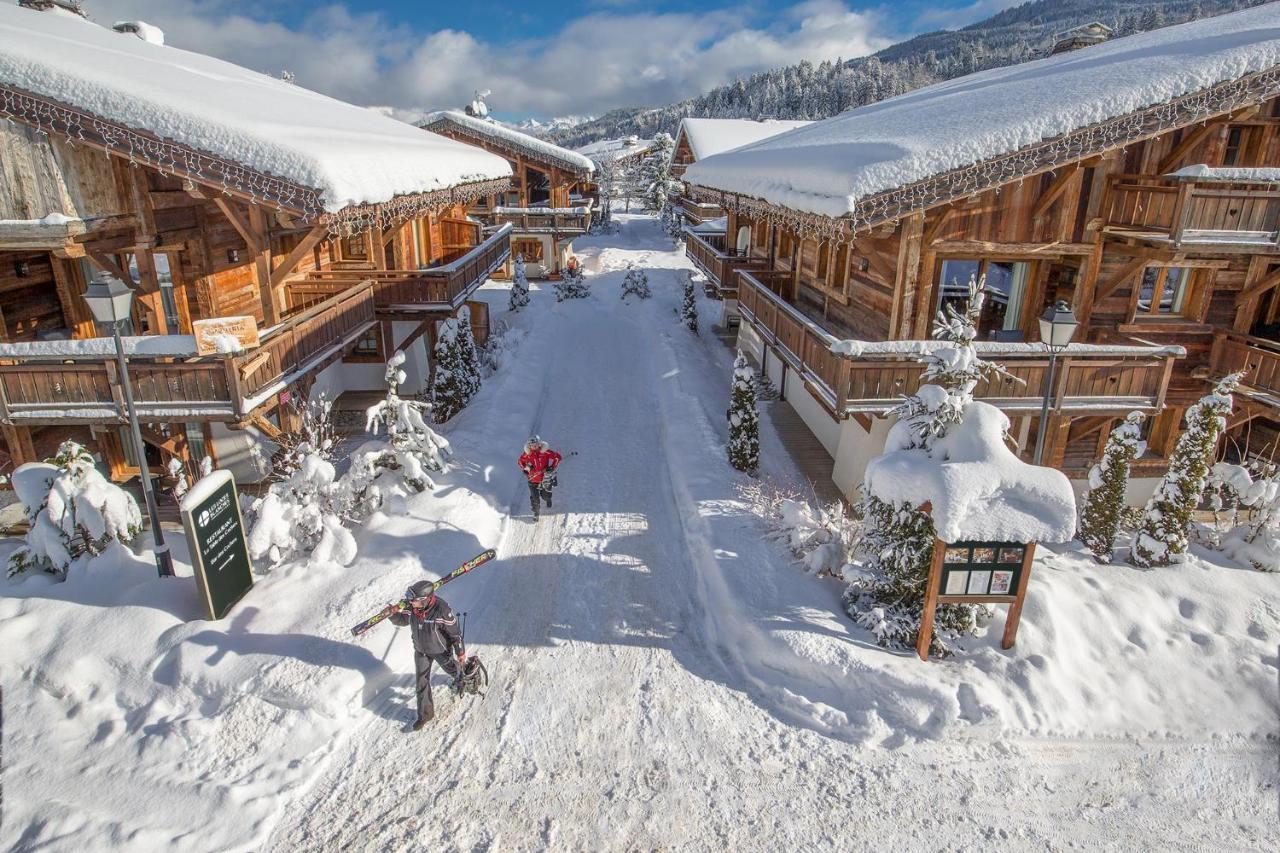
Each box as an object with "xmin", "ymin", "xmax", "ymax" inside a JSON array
[
  {"xmin": 554, "ymin": 266, "xmax": 591, "ymax": 301},
  {"xmin": 680, "ymin": 272, "xmax": 699, "ymax": 332},
  {"xmin": 1078, "ymin": 412, "xmax": 1146, "ymax": 563},
  {"xmin": 431, "ymin": 308, "xmax": 483, "ymax": 423},
  {"xmin": 1131, "ymin": 372, "xmax": 1244, "ymax": 567},
  {"xmin": 620, "ymin": 263, "xmax": 650, "ymax": 300},
  {"xmin": 727, "ymin": 350, "xmax": 760, "ymax": 473},
  {"xmin": 639, "ymin": 132, "xmax": 680, "ymax": 212},
  {"xmin": 509, "ymin": 253, "xmax": 530, "ymax": 311}
]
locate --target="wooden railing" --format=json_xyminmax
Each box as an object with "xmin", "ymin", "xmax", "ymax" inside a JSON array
[
  {"xmin": 0, "ymin": 284, "xmax": 378, "ymax": 425},
  {"xmin": 1212, "ymin": 331, "xmax": 1280, "ymax": 405},
  {"xmin": 685, "ymin": 230, "xmax": 767, "ymax": 296},
  {"xmin": 492, "ymin": 206, "xmax": 591, "ymax": 233},
  {"xmin": 1105, "ymin": 175, "xmax": 1280, "ymax": 246},
  {"xmin": 679, "ymin": 196, "xmax": 723, "ymax": 224},
  {"xmin": 287, "ymin": 223, "xmax": 511, "ymax": 314},
  {"xmin": 737, "ymin": 270, "xmax": 1181, "ymax": 419}
]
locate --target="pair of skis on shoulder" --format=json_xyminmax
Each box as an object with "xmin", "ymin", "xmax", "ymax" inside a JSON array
[{"xmin": 349, "ymin": 548, "xmax": 497, "ymax": 637}]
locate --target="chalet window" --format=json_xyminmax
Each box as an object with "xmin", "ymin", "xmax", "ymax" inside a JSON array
[
  {"xmin": 1222, "ymin": 125, "xmax": 1260, "ymax": 167},
  {"xmin": 777, "ymin": 229, "xmax": 796, "ymax": 263},
  {"xmin": 349, "ymin": 326, "xmax": 382, "ymax": 360},
  {"xmin": 513, "ymin": 238, "xmax": 544, "ymax": 263},
  {"xmin": 816, "ymin": 242, "xmax": 830, "ymax": 282},
  {"xmin": 1135, "ymin": 266, "xmax": 1197, "ymax": 318},
  {"xmin": 752, "ymin": 219, "xmax": 768, "ymax": 252},
  {"xmin": 1224, "ymin": 127, "xmax": 1245, "ymax": 165},
  {"xmin": 341, "ymin": 233, "xmax": 367, "ymax": 260},
  {"xmin": 937, "ymin": 258, "xmax": 1030, "ymax": 340}
]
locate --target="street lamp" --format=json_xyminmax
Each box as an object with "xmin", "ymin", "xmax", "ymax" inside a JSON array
[
  {"xmin": 1033, "ymin": 299, "xmax": 1080, "ymax": 465},
  {"xmin": 84, "ymin": 272, "xmax": 175, "ymax": 578}
]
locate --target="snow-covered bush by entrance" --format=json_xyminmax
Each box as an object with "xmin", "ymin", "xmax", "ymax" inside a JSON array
[
  {"xmin": 554, "ymin": 266, "xmax": 590, "ymax": 302},
  {"xmin": 271, "ymin": 393, "xmax": 337, "ymax": 478},
  {"xmin": 620, "ymin": 263, "xmax": 650, "ymax": 301},
  {"xmin": 1078, "ymin": 412, "xmax": 1146, "ymax": 563},
  {"xmin": 247, "ymin": 452, "xmax": 356, "ymax": 567},
  {"xmin": 1210, "ymin": 461, "xmax": 1279, "ymax": 571},
  {"xmin": 680, "ymin": 272, "xmax": 698, "ymax": 332},
  {"xmin": 844, "ymin": 277, "xmax": 1075, "ymax": 654},
  {"xmin": 8, "ymin": 441, "xmax": 143, "ymax": 577},
  {"xmin": 432, "ymin": 308, "xmax": 483, "ymax": 423},
  {"xmin": 509, "ymin": 253, "xmax": 530, "ymax": 312},
  {"xmin": 346, "ymin": 351, "xmax": 451, "ymax": 517},
  {"xmin": 727, "ymin": 350, "xmax": 759, "ymax": 473},
  {"xmin": 1131, "ymin": 372, "xmax": 1244, "ymax": 568}
]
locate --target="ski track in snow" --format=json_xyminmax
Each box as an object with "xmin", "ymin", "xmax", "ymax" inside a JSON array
[{"xmin": 266, "ymin": 216, "xmax": 1276, "ymax": 852}]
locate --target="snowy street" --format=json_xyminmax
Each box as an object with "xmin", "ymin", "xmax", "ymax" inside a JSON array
[{"xmin": 257, "ymin": 216, "xmax": 1274, "ymax": 851}]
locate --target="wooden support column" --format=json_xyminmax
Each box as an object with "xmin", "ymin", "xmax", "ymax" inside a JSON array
[
  {"xmin": 50, "ymin": 256, "xmax": 96, "ymax": 338},
  {"xmin": 1, "ymin": 424, "xmax": 37, "ymax": 468},
  {"xmin": 245, "ymin": 204, "xmax": 281, "ymax": 326},
  {"xmin": 892, "ymin": 213, "xmax": 925, "ymax": 340}
]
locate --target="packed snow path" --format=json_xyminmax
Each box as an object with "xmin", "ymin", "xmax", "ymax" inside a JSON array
[{"xmin": 263, "ymin": 216, "xmax": 1276, "ymax": 851}]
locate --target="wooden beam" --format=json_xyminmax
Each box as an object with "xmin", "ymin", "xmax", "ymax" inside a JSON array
[
  {"xmin": 251, "ymin": 414, "xmax": 284, "ymax": 441},
  {"xmin": 247, "ymin": 205, "xmax": 280, "ymax": 326},
  {"xmin": 931, "ymin": 240, "xmax": 1095, "ymax": 256},
  {"xmin": 1094, "ymin": 255, "xmax": 1150, "ymax": 302},
  {"xmin": 1031, "ymin": 166, "xmax": 1079, "ymax": 220},
  {"xmin": 86, "ymin": 252, "xmax": 132, "ymax": 284},
  {"xmin": 395, "ymin": 318, "xmax": 435, "ymax": 353},
  {"xmin": 269, "ymin": 224, "xmax": 328, "ymax": 289},
  {"xmin": 213, "ymin": 197, "xmax": 263, "ymax": 254},
  {"xmin": 891, "ymin": 213, "xmax": 924, "ymax": 339},
  {"xmin": 922, "ymin": 205, "xmax": 956, "ymax": 246},
  {"xmin": 1158, "ymin": 122, "xmax": 1219, "ymax": 174},
  {"xmin": 1237, "ymin": 265, "xmax": 1280, "ymax": 303}
]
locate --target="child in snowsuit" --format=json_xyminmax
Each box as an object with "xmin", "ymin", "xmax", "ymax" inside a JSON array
[
  {"xmin": 389, "ymin": 580, "xmax": 467, "ymax": 729},
  {"xmin": 518, "ymin": 436, "xmax": 563, "ymax": 519}
]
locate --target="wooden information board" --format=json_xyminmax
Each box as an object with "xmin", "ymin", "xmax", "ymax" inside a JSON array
[{"xmin": 917, "ymin": 537, "xmax": 1037, "ymax": 661}]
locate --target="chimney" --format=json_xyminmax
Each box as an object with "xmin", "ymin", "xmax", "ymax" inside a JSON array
[{"xmin": 1050, "ymin": 22, "xmax": 1112, "ymax": 56}]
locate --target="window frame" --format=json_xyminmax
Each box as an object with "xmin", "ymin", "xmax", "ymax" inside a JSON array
[{"xmin": 1129, "ymin": 265, "xmax": 1203, "ymax": 322}]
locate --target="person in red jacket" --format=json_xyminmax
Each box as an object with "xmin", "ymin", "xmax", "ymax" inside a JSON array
[{"xmin": 518, "ymin": 435, "xmax": 562, "ymax": 519}]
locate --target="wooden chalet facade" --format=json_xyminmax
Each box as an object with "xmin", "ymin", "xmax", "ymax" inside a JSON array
[
  {"xmin": 0, "ymin": 5, "xmax": 511, "ymax": 484},
  {"xmin": 421, "ymin": 111, "xmax": 595, "ymax": 278},
  {"xmin": 684, "ymin": 8, "xmax": 1280, "ymax": 502}
]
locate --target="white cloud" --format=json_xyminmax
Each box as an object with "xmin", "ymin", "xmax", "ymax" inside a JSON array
[{"xmin": 80, "ymin": 1, "xmax": 894, "ymax": 118}]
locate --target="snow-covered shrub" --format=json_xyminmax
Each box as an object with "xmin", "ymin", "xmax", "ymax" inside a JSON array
[
  {"xmin": 8, "ymin": 441, "xmax": 142, "ymax": 577},
  {"xmin": 1131, "ymin": 372, "xmax": 1244, "ymax": 567},
  {"xmin": 620, "ymin": 263, "xmax": 651, "ymax": 301},
  {"xmin": 1211, "ymin": 462, "xmax": 1279, "ymax": 570},
  {"xmin": 271, "ymin": 393, "xmax": 337, "ymax": 479},
  {"xmin": 680, "ymin": 272, "xmax": 698, "ymax": 332},
  {"xmin": 347, "ymin": 350, "xmax": 452, "ymax": 517},
  {"xmin": 554, "ymin": 266, "xmax": 590, "ymax": 302},
  {"xmin": 168, "ymin": 454, "xmax": 213, "ymax": 501},
  {"xmin": 739, "ymin": 479, "xmax": 860, "ymax": 578},
  {"xmin": 1078, "ymin": 412, "xmax": 1146, "ymax": 563},
  {"xmin": 845, "ymin": 276, "xmax": 1047, "ymax": 655},
  {"xmin": 660, "ymin": 204, "xmax": 684, "ymax": 245},
  {"xmin": 431, "ymin": 309, "xmax": 482, "ymax": 423},
  {"xmin": 477, "ymin": 318, "xmax": 524, "ymax": 376},
  {"xmin": 509, "ymin": 253, "xmax": 530, "ymax": 312},
  {"xmin": 247, "ymin": 452, "xmax": 355, "ymax": 567},
  {"xmin": 727, "ymin": 350, "xmax": 759, "ymax": 473}
]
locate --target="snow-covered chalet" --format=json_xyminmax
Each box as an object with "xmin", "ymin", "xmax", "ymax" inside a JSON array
[
  {"xmin": 0, "ymin": 3, "xmax": 513, "ymax": 483},
  {"xmin": 420, "ymin": 109, "xmax": 595, "ymax": 279},
  {"xmin": 683, "ymin": 4, "xmax": 1280, "ymax": 504}
]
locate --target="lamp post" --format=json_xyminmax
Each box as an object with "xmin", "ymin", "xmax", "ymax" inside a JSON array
[
  {"xmin": 1033, "ymin": 300, "xmax": 1080, "ymax": 465},
  {"xmin": 84, "ymin": 272, "xmax": 175, "ymax": 578}
]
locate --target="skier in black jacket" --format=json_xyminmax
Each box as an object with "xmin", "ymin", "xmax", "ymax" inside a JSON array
[{"xmin": 389, "ymin": 580, "xmax": 468, "ymax": 729}]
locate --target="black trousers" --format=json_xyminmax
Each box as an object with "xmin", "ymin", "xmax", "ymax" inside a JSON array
[
  {"xmin": 528, "ymin": 480, "xmax": 552, "ymax": 515},
  {"xmin": 414, "ymin": 651, "xmax": 460, "ymax": 721}
]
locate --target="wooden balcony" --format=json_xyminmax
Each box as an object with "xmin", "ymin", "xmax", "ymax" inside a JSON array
[
  {"xmin": 0, "ymin": 283, "xmax": 376, "ymax": 426},
  {"xmin": 679, "ymin": 196, "xmax": 723, "ymax": 225},
  {"xmin": 1104, "ymin": 174, "xmax": 1280, "ymax": 250},
  {"xmin": 737, "ymin": 270, "xmax": 1182, "ymax": 420},
  {"xmin": 286, "ymin": 223, "xmax": 511, "ymax": 317},
  {"xmin": 1211, "ymin": 331, "xmax": 1280, "ymax": 410},
  {"xmin": 685, "ymin": 230, "xmax": 768, "ymax": 298},
  {"xmin": 491, "ymin": 206, "xmax": 591, "ymax": 235}
]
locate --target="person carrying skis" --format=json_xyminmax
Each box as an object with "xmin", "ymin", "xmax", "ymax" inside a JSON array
[
  {"xmin": 518, "ymin": 435, "xmax": 562, "ymax": 519},
  {"xmin": 389, "ymin": 580, "xmax": 468, "ymax": 729}
]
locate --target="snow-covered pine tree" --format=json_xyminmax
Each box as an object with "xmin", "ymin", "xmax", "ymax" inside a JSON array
[
  {"xmin": 620, "ymin": 263, "xmax": 650, "ymax": 300},
  {"xmin": 554, "ymin": 265, "xmax": 590, "ymax": 301},
  {"xmin": 727, "ymin": 350, "xmax": 760, "ymax": 473},
  {"xmin": 1078, "ymin": 412, "xmax": 1146, "ymax": 563},
  {"xmin": 1131, "ymin": 371, "xmax": 1245, "ymax": 568},
  {"xmin": 639, "ymin": 132, "xmax": 679, "ymax": 212},
  {"xmin": 8, "ymin": 440, "xmax": 142, "ymax": 577},
  {"xmin": 509, "ymin": 253, "xmax": 530, "ymax": 311},
  {"xmin": 680, "ymin": 272, "xmax": 698, "ymax": 332},
  {"xmin": 844, "ymin": 275, "xmax": 1010, "ymax": 654},
  {"xmin": 431, "ymin": 308, "xmax": 483, "ymax": 423},
  {"xmin": 342, "ymin": 350, "xmax": 452, "ymax": 518}
]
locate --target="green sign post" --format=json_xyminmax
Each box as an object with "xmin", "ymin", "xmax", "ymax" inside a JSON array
[{"xmin": 179, "ymin": 470, "xmax": 254, "ymax": 620}]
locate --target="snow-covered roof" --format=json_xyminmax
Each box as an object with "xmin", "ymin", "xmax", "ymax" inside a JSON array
[
  {"xmin": 676, "ymin": 118, "xmax": 813, "ymax": 162},
  {"xmin": 0, "ymin": 5, "xmax": 511, "ymax": 216},
  {"xmin": 685, "ymin": 4, "xmax": 1280, "ymax": 221},
  {"xmin": 421, "ymin": 111, "xmax": 595, "ymax": 176},
  {"xmin": 574, "ymin": 136, "xmax": 655, "ymax": 164},
  {"xmin": 1167, "ymin": 164, "xmax": 1280, "ymax": 183}
]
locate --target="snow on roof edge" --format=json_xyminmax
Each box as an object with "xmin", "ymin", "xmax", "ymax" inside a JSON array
[{"xmin": 422, "ymin": 111, "xmax": 596, "ymax": 175}]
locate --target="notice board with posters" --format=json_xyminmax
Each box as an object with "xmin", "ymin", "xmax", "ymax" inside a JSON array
[{"xmin": 180, "ymin": 470, "xmax": 254, "ymax": 619}]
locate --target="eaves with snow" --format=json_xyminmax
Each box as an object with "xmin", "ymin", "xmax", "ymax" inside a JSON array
[
  {"xmin": 683, "ymin": 3, "xmax": 1280, "ymax": 225},
  {"xmin": 420, "ymin": 111, "xmax": 596, "ymax": 177},
  {"xmin": 0, "ymin": 4, "xmax": 512, "ymax": 223},
  {"xmin": 574, "ymin": 136, "xmax": 656, "ymax": 164},
  {"xmin": 675, "ymin": 118, "xmax": 813, "ymax": 162}
]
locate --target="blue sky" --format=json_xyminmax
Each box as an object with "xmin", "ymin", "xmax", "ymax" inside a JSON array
[{"xmin": 88, "ymin": 1, "xmax": 1021, "ymax": 120}]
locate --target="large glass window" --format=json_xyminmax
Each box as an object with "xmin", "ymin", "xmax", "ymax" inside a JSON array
[
  {"xmin": 1135, "ymin": 266, "xmax": 1195, "ymax": 318},
  {"xmin": 936, "ymin": 259, "xmax": 1030, "ymax": 340}
]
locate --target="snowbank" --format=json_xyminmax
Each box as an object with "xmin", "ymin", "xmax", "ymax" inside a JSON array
[
  {"xmin": 0, "ymin": 5, "xmax": 511, "ymax": 212},
  {"xmin": 1168, "ymin": 163, "xmax": 1280, "ymax": 182},
  {"xmin": 867, "ymin": 400, "xmax": 1077, "ymax": 543},
  {"xmin": 684, "ymin": 5, "xmax": 1280, "ymax": 219}
]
